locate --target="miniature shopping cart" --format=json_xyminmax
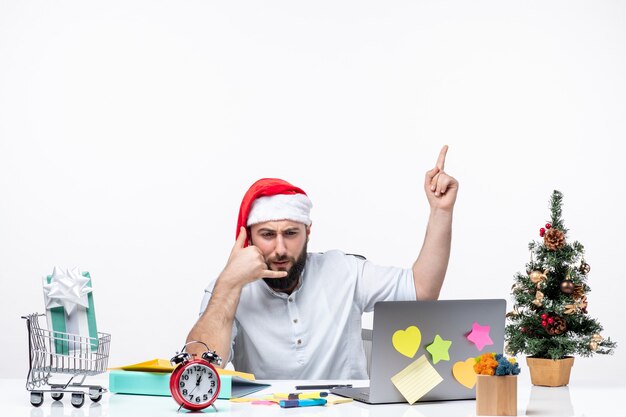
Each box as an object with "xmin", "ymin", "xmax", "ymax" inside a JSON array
[{"xmin": 22, "ymin": 313, "xmax": 111, "ymax": 408}]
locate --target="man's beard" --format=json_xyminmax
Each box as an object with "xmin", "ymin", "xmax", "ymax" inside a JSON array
[{"xmin": 263, "ymin": 241, "xmax": 308, "ymax": 292}]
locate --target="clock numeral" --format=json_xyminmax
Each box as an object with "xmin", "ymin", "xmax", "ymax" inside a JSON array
[
  {"xmin": 179, "ymin": 381, "xmax": 185, "ymax": 388},
  {"xmin": 210, "ymin": 380, "xmax": 215, "ymax": 387},
  {"xmin": 207, "ymin": 372, "xmax": 213, "ymax": 378},
  {"xmin": 208, "ymin": 388, "xmax": 213, "ymax": 394},
  {"xmin": 189, "ymin": 395, "xmax": 194, "ymax": 401},
  {"xmin": 182, "ymin": 374, "xmax": 189, "ymax": 381},
  {"xmin": 182, "ymin": 389, "xmax": 188, "ymax": 395},
  {"xmin": 195, "ymin": 396, "xmax": 201, "ymax": 403},
  {"xmin": 186, "ymin": 368, "xmax": 193, "ymax": 374},
  {"xmin": 203, "ymin": 394, "xmax": 208, "ymax": 401},
  {"xmin": 194, "ymin": 365, "xmax": 201, "ymax": 372}
]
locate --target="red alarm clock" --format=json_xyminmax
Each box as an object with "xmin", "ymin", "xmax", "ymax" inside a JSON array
[{"xmin": 170, "ymin": 341, "xmax": 222, "ymax": 411}]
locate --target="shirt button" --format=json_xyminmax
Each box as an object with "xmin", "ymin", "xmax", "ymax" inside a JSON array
[
  {"xmin": 293, "ymin": 319, "xmax": 298, "ymax": 324},
  {"xmin": 297, "ymin": 339, "xmax": 302, "ymax": 345},
  {"xmin": 288, "ymin": 298, "xmax": 293, "ymax": 303}
]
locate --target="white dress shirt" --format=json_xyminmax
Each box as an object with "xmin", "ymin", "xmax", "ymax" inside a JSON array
[{"xmin": 199, "ymin": 250, "xmax": 416, "ymax": 379}]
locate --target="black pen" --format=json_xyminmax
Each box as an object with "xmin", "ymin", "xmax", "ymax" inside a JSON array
[{"xmin": 295, "ymin": 384, "xmax": 353, "ymax": 390}]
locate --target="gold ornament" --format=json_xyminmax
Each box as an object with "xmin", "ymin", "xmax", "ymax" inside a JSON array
[
  {"xmin": 589, "ymin": 333, "xmax": 603, "ymax": 351},
  {"xmin": 506, "ymin": 305, "xmax": 520, "ymax": 318},
  {"xmin": 579, "ymin": 261, "xmax": 591, "ymax": 275},
  {"xmin": 544, "ymin": 228, "xmax": 565, "ymax": 251},
  {"xmin": 560, "ymin": 279, "xmax": 575, "ymax": 294},
  {"xmin": 572, "ymin": 284, "xmax": 585, "ymax": 300},
  {"xmin": 532, "ymin": 290, "xmax": 544, "ymax": 307},
  {"xmin": 564, "ymin": 295, "xmax": 588, "ymax": 314},
  {"xmin": 530, "ymin": 269, "xmax": 548, "ymax": 288}
]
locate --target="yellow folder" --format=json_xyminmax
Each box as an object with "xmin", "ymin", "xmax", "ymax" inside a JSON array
[{"xmin": 109, "ymin": 358, "xmax": 256, "ymax": 381}]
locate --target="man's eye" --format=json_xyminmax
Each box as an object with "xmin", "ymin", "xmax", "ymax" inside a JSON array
[
  {"xmin": 261, "ymin": 233, "xmax": 274, "ymax": 238},
  {"xmin": 285, "ymin": 231, "xmax": 297, "ymax": 236}
]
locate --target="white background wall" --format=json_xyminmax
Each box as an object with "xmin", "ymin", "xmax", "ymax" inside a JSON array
[{"xmin": 1, "ymin": 1, "xmax": 624, "ymax": 383}]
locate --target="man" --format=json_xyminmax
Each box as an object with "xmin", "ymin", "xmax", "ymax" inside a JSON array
[{"xmin": 187, "ymin": 145, "xmax": 458, "ymax": 379}]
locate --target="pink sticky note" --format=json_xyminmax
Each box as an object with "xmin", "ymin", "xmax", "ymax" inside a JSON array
[
  {"xmin": 251, "ymin": 400, "xmax": 277, "ymax": 405},
  {"xmin": 466, "ymin": 322, "xmax": 493, "ymax": 351}
]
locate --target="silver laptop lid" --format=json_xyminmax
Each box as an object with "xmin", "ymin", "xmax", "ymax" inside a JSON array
[{"xmin": 369, "ymin": 299, "xmax": 506, "ymax": 403}]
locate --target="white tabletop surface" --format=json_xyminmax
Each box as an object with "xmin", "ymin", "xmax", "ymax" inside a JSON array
[{"xmin": 0, "ymin": 373, "xmax": 623, "ymax": 417}]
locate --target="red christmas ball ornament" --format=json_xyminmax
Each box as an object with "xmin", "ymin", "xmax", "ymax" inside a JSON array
[
  {"xmin": 548, "ymin": 317, "xmax": 554, "ymax": 324},
  {"xmin": 540, "ymin": 228, "xmax": 546, "ymax": 237},
  {"xmin": 542, "ymin": 320, "xmax": 547, "ymax": 327},
  {"xmin": 541, "ymin": 313, "xmax": 548, "ymax": 320},
  {"xmin": 521, "ymin": 327, "xmax": 526, "ymax": 333},
  {"xmin": 545, "ymin": 223, "xmax": 552, "ymax": 229}
]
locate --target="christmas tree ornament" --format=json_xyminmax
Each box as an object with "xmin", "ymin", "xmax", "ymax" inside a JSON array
[
  {"xmin": 539, "ymin": 227, "xmax": 546, "ymax": 237},
  {"xmin": 545, "ymin": 315, "xmax": 566, "ymax": 335},
  {"xmin": 589, "ymin": 334, "xmax": 603, "ymax": 351},
  {"xmin": 579, "ymin": 261, "xmax": 591, "ymax": 275},
  {"xmin": 545, "ymin": 223, "xmax": 552, "ymax": 229},
  {"xmin": 541, "ymin": 313, "xmax": 547, "ymax": 320},
  {"xmin": 544, "ymin": 228, "xmax": 565, "ymax": 251},
  {"xmin": 560, "ymin": 279, "xmax": 575, "ymax": 294},
  {"xmin": 530, "ymin": 270, "xmax": 548, "ymax": 288},
  {"xmin": 564, "ymin": 295, "xmax": 587, "ymax": 314},
  {"xmin": 572, "ymin": 284, "xmax": 585, "ymax": 300},
  {"xmin": 505, "ymin": 305, "xmax": 520, "ymax": 318},
  {"xmin": 531, "ymin": 290, "xmax": 544, "ymax": 307}
]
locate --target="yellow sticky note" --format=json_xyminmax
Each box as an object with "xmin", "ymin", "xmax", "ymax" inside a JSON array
[
  {"xmin": 390, "ymin": 354, "xmax": 443, "ymax": 404},
  {"xmin": 392, "ymin": 326, "xmax": 422, "ymax": 358},
  {"xmin": 324, "ymin": 394, "xmax": 353, "ymax": 406}
]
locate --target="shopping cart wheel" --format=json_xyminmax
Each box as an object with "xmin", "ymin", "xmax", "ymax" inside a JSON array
[
  {"xmin": 30, "ymin": 391, "xmax": 44, "ymax": 407},
  {"xmin": 89, "ymin": 387, "xmax": 103, "ymax": 403},
  {"xmin": 51, "ymin": 392, "xmax": 64, "ymax": 401},
  {"xmin": 71, "ymin": 392, "xmax": 85, "ymax": 408}
]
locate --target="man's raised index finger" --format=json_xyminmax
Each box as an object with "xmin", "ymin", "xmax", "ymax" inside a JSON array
[{"xmin": 436, "ymin": 145, "xmax": 449, "ymax": 171}]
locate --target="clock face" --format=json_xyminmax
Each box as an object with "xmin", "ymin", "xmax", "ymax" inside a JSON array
[{"xmin": 176, "ymin": 362, "xmax": 219, "ymax": 407}]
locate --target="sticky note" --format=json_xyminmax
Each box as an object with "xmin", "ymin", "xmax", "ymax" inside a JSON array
[
  {"xmin": 452, "ymin": 358, "xmax": 477, "ymax": 389},
  {"xmin": 392, "ymin": 325, "xmax": 422, "ymax": 358},
  {"xmin": 466, "ymin": 322, "xmax": 493, "ymax": 351},
  {"xmin": 324, "ymin": 394, "xmax": 353, "ymax": 406},
  {"xmin": 390, "ymin": 354, "xmax": 443, "ymax": 404},
  {"xmin": 425, "ymin": 335, "xmax": 452, "ymax": 364}
]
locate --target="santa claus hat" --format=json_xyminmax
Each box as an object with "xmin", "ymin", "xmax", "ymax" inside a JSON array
[{"xmin": 236, "ymin": 178, "xmax": 312, "ymax": 246}]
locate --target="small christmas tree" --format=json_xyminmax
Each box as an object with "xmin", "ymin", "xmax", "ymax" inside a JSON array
[{"xmin": 505, "ymin": 190, "xmax": 616, "ymax": 360}]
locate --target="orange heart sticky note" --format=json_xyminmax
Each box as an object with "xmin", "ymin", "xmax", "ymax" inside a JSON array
[
  {"xmin": 452, "ymin": 358, "xmax": 477, "ymax": 389},
  {"xmin": 392, "ymin": 326, "xmax": 422, "ymax": 358}
]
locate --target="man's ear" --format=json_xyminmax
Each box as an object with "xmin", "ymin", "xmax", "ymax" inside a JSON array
[{"xmin": 306, "ymin": 224, "xmax": 312, "ymax": 239}]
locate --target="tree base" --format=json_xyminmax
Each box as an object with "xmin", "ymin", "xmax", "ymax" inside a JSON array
[{"xmin": 526, "ymin": 356, "xmax": 574, "ymax": 387}]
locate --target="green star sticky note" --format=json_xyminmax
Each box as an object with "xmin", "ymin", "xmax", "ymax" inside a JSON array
[{"xmin": 426, "ymin": 335, "xmax": 452, "ymax": 364}]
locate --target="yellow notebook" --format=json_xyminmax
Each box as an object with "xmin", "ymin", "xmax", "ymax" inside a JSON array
[{"xmin": 109, "ymin": 358, "xmax": 256, "ymax": 381}]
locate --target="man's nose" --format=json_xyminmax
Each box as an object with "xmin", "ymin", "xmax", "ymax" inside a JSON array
[{"xmin": 274, "ymin": 235, "xmax": 287, "ymax": 256}]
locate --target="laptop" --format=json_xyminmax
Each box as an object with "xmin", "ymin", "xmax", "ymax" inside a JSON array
[{"xmin": 332, "ymin": 299, "xmax": 506, "ymax": 404}]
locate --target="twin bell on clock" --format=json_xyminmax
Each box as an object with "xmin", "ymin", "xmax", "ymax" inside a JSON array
[{"xmin": 169, "ymin": 341, "xmax": 223, "ymax": 411}]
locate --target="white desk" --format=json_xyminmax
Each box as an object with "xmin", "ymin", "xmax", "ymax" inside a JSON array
[{"xmin": 0, "ymin": 373, "xmax": 623, "ymax": 417}]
